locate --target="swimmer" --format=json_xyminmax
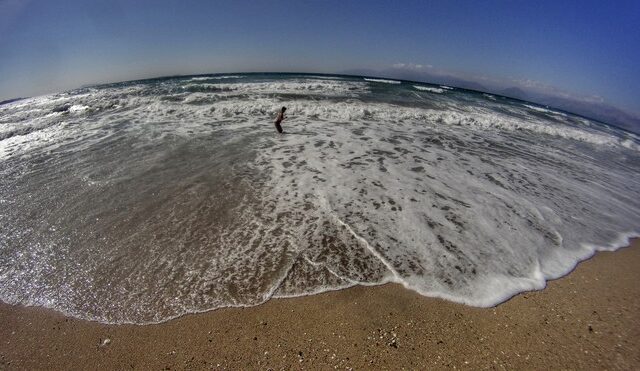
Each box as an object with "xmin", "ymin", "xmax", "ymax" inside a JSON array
[{"xmin": 274, "ymin": 106, "xmax": 287, "ymax": 133}]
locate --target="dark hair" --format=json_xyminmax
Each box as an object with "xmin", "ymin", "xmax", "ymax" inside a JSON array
[{"xmin": 281, "ymin": 106, "xmax": 287, "ymax": 112}]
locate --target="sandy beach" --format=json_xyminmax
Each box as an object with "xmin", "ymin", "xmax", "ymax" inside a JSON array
[{"xmin": 1, "ymin": 239, "xmax": 638, "ymax": 370}]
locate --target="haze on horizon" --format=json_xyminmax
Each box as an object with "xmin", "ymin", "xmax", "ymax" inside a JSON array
[{"xmin": 1, "ymin": 0, "xmax": 639, "ymax": 129}]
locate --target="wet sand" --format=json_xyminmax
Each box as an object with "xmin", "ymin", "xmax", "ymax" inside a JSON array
[{"xmin": 1, "ymin": 239, "xmax": 638, "ymax": 370}]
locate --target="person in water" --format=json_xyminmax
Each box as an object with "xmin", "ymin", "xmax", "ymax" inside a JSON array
[{"xmin": 274, "ymin": 106, "xmax": 287, "ymax": 133}]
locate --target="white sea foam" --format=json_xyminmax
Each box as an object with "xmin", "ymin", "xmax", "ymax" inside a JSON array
[
  {"xmin": 306, "ymin": 75, "xmax": 346, "ymax": 80},
  {"xmin": 0, "ymin": 121, "xmax": 69, "ymax": 159},
  {"xmin": 68, "ymin": 104, "xmax": 89, "ymax": 113},
  {"xmin": 440, "ymin": 85, "xmax": 454, "ymax": 90},
  {"xmin": 190, "ymin": 75, "xmax": 243, "ymax": 81},
  {"xmin": 524, "ymin": 104, "xmax": 548, "ymax": 112},
  {"xmin": 523, "ymin": 104, "xmax": 566, "ymax": 117},
  {"xmin": 0, "ymin": 75, "xmax": 638, "ymax": 324},
  {"xmin": 183, "ymin": 79, "xmax": 368, "ymax": 97},
  {"xmin": 209, "ymin": 75, "xmax": 243, "ymax": 80},
  {"xmin": 0, "ymin": 86, "xmax": 633, "ymax": 162},
  {"xmin": 621, "ymin": 139, "xmax": 640, "ymax": 151},
  {"xmin": 364, "ymin": 78, "xmax": 401, "ymax": 84},
  {"xmin": 414, "ymin": 85, "xmax": 444, "ymax": 93},
  {"xmin": 254, "ymin": 98, "xmax": 639, "ymax": 309}
]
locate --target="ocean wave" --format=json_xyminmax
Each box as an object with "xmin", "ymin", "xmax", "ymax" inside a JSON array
[
  {"xmin": 189, "ymin": 75, "xmax": 243, "ymax": 81},
  {"xmin": 414, "ymin": 85, "xmax": 444, "ymax": 93},
  {"xmin": 182, "ymin": 80, "xmax": 368, "ymax": 96},
  {"xmin": 160, "ymin": 98, "xmax": 630, "ymax": 149},
  {"xmin": 364, "ymin": 78, "xmax": 401, "ymax": 84},
  {"xmin": 1, "ymin": 87, "xmax": 632, "ymax": 158},
  {"xmin": 305, "ymin": 75, "xmax": 346, "ymax": 80},
  {"xmin": 524, "ymin": 104, "xmax": 567, "ymax": 117}
]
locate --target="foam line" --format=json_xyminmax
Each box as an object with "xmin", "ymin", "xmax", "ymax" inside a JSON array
[
  {"xmin": 303, "ymin": 256, "xmax": 361, "ymax": 285},
  {"xmin": 414, "ymin": 85, "xmax": 444, "ymax": 93},
  {"xmin": 364, "ymin": 78, "xmax": 401, "ymax": 84},
  {"xmin": 326, "ymin": 204, "xmax": 403, "ymax": 283}
]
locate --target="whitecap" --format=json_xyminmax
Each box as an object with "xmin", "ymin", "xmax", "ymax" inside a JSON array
[
  {"xmin": 414, "ymin": 85, "xmax": 444, "ymax": 93},
  {"xmin": 364, "ymin": 78, "xmax": 401, "ymax": 84}
]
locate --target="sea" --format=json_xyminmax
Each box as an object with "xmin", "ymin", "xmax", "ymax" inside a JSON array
[{"xmin": 0, "ymin": 73, "xmax": 638, "ymax": 324}]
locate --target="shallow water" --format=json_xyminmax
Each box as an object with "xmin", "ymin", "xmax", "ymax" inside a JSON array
[{"xmin": 0, "ymin": 73, "xmax": 639, "ymax": 324}]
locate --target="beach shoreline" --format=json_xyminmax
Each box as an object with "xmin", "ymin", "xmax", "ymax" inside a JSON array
[{"xmin": 1, "ymin": 238, "xmax": 639, "ymax": 369}]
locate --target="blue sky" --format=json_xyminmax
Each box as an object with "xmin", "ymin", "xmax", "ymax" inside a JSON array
[{"xmin": 1, "ymin": 0, "xmax": 639, "ymax": 113}]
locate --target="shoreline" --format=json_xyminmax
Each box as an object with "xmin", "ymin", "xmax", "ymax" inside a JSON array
[{"xmin": 1, "ymin": 239, "xmax": 639, "ymax": 369}]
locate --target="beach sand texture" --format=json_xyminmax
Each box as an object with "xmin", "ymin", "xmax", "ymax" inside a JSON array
[{"xmin": 0, "ymin": 239, "xmax": 638, "ymax": 370}]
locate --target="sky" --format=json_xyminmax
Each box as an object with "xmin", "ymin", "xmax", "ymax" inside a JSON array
[{"xmin": 1, "ymin": 0, "xmax": 639, "ymax": 114}]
